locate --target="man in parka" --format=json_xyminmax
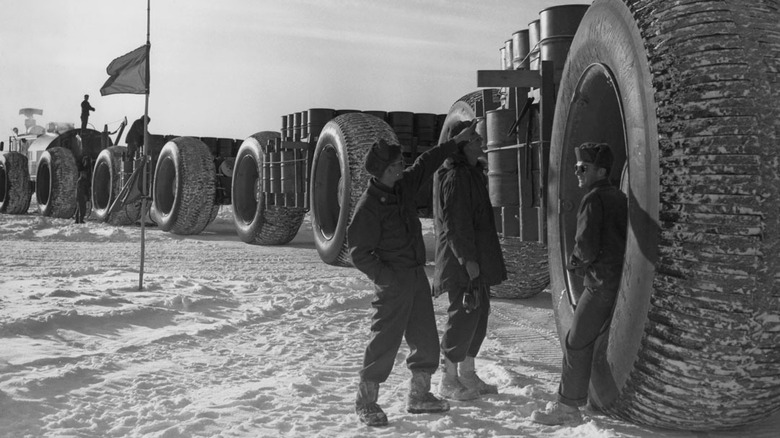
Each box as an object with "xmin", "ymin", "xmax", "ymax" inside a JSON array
[
  {"xmin": 126, "ymin": 115, "xmax": 150, "ymax": 160},
  {"xmin": 348, "ymin": 122, "xmax": 480, "ymax": 427},
  {"xmin": 531, "ymin": 142, "xmax": 627, "ymax": 425},
  {"xmin": 432, "ymin": 120, "xmax": 507, "ymax": 401}
]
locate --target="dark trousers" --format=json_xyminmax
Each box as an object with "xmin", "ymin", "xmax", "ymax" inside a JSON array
[
  {"xmin": 81, "ymin": 116, "xmax": 88, "ymax": 131},
  {"xmin": 558, "ymin": 286, "xmax": 617, "ymax": 407},
  {"xmin": 360, "ymin": 266, "xmax": 440, "ymax": 383},
  {"xmin": 441, "ymin": 285, "xmax": 490, "ymax": 363},
  {"xmin": 75, "ymin": 194, "xmax": 88, "ymax": 223}
]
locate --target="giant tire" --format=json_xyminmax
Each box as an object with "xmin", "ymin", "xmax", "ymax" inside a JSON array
[
  {"xmin": 547, "ymin": 0, "xmax": 780, "ymax": 430},
  {"xmin": 436, "ymin": 89, "xmax": 500, "ymax": 145},
  {"xmin": 36, "ymin": 147, "xmax": 77, "ymax": 218},
  {"xmin": 150, "ymin": 137, "xmax": 216, "ymax": 235},
  {"xmin": 0, "ymin": 151, "xmax": 31, "ymax": 214},
  {"xmin": 232, "ymin": 131, "xmax": 306, "ymax": 245},
  {"xmin": 310, "ymin": 113, "xmax": 398, "ymax": 266},
  {"xmin": 440, "ymin": 91, "xmax": 549, "ymax": 299},
  {"xmin": 92, "ymin": 146, "xmax": 142, "ymax": 225}
]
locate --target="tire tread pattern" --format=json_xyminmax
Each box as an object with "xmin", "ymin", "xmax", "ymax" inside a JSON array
[
  {"xmin": 0, "ymin": 152, "xmax": 31, "ymax": 214},
  {"xmin": 172, "ymin": 137, "xmax": 216, "ymax": 235},
  {"xmin": 40, "ymin": 147, "xmax": 77, "ymax": 219},
  {"xmin": 604, "ymin": 0, "xmax": 780, "ymax": 429}
]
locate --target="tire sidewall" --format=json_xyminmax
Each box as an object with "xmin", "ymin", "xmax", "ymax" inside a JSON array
[
  {"xmin": 0, "ymin": 153, "xmax": 8, "ymax": 212},
  {"xmin": 150, "ymin": 141, "xmax": 183, "ymax": 231},
  {"xmin": 232, "ymin": 133, "xmax": 275, "ymax": 242},
  {"xmin": 36, "ymin": 150, "xmax": 54, "ymax": 217},
  {"xmin": 92, "ymin": 146, "xmax": 122, "ymax": 221},
  {"xmin": 547, "ymin": 0, "xmax": 660, "ymax": 407},
  {"xmin": 310, "ymin": 123, "xmax": 350, "ymax": 264}
]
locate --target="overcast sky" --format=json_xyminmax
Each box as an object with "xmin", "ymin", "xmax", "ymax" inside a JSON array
[{"xmin": 1, "ymin": 0, "xmax": 589, "ymax": 141}]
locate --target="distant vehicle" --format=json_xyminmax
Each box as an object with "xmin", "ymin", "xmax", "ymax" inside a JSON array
[{"xmin": 1, "ymin": 108, "xmax": 125, "ymax": 216}]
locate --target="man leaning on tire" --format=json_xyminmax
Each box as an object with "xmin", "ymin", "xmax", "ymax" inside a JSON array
[{"xmin": 531, "ymin": 142, "xmax": 627, "ymax": 425}]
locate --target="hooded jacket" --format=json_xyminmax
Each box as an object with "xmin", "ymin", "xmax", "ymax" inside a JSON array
[{"xmin": 432, "ymin": 154, "xmax": 507, "ymax": 295}]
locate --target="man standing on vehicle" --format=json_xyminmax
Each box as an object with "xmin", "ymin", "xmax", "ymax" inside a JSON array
[
  {"xmin": 348, "ymin": 121, "xmax": 479, "ymax": 427},
  {"xmin": 80, "ymin": 94, "xmax": 95, "ymax": 132},
  {"xmin": 531, "ymin": 142, "xmax": 627, "ymax": 425},
  {"xmin": 433, "ymin": 120, "xmax": 506, "ymax": 401}
]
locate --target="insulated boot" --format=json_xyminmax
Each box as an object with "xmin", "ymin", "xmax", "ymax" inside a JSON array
[
  {"xmin": 438, "ymin": 357, "xmax": 479, "ymax": 400},
  {"xmin": 458, "ymin": 356, "xmax": 498, "ymax": 395},
  {"xmin": 530, "ymin": 401, "xmax": 582, "ymax": 426},
  {"xmin": 406, "ymin": 371, "xmax": 450, "ymax": 414},
  {"xmin": 355, "ymin": 380, "xmax": 388, "ymax": 427}
]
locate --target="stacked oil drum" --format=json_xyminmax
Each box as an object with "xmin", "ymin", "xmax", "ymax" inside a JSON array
[
  {"xmin": 274, "ymin": 108, "xmax": 446, "ymax": 211},
  {"xmin": 279, "ymin": 109, "xmax": 445, "ymax": 160},
  {"xmin": 488, "ymin": 4, "xmax": 589, "ymax": 299}
]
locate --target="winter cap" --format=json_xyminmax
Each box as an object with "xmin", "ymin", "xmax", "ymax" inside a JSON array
[
  {"xmin": 575, "ymin": 142, "xmax": 614, "ymax": 170},
  {"xmin": 365, "ymin": 139, "xmax": 402, "ymax": 178},
  {"xmin": 449, "ymin": 119, "xmax": 474, "ymax": 140}
]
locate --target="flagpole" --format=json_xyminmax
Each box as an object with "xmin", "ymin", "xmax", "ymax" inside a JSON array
[{"xmin": 139, "ymin": 0, "xmax": 151, "ymax": 290}]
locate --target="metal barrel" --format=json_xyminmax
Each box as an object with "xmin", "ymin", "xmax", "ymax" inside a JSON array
[
  {"xmin": 286, "ymin": 114, "xmax": 295, "ymax": 141},
  {"xmin": 293, "ymin": 112, "xmax": 303, "ymax": 141},
  {"xmin": 217, "ymin": 138, "xmax": 233, "ymax": 157},
  {"xmin": 363, "ymin": 111, "xmax": 387, "ymax": 121},
  {"xmin": 270, "ymin": 148, "xmax": 282, "ymax": 196},
  {"xmin": 499, "ymin": 46, "xmax": 508, "ymax": 70},
  {"xmin": 486, "ymin": 108, "xmax": 519, "ymax": 207},
  {"xmin": 387, "ymin": 111, "xmax": 414, "ymax": 163},
  {"xmin": 435, "ymin": 114, "xmax": 447, "ymax": 142},
  {"xmin": 512, "ymin": 29, "xmax": 530, "ymax": 70},
  {"xmin": 307, "ymin": 108, "xmax": 335, "ymax": 140},
  {"xmin": 387, "ymin": 110, "xmax": 414, "ymax": 143},
  {"xmin": 539, "ymin": 4, "xmax": 589, "ymax": 77},
  {"xmin": 301, "ymin": 110, "xmax": 309, "ymax": 138},
  {"xmin": 413, "ymin": 113, "xmax": 437, "ymax": 146},
  {"xmin": 280, "ymin": 149, "xmax": 296, "ymax": 195},
  {"xmin": 528, "ymin": 19, "xmax": 541, "ymax": 70},
  {"xmin": 334, "ymin": 109, "xmax": 359, "ymax": 116},
  {"xmin": 504, "ymin": 39, "xmax": 513, "ymax": 70}
]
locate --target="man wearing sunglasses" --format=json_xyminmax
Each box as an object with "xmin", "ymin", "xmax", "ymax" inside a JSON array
[{"xmin": 531, "ymin": 142, "xmax": 627, "ymax": 425}]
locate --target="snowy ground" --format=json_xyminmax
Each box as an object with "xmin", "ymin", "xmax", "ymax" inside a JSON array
[{"xmin": 1, "ymin": 206, "xmax": 778, "ymax": 437}]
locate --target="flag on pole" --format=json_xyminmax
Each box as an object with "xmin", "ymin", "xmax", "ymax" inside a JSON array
[{"xmin": 100, "ymin": 44, "xmax": 150, "ymax": 96}]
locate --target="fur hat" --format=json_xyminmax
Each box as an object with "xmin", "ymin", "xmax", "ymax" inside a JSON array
[
  {"xmin": 365, "ymin": 139, "xmax": 402, "ymax": 178},
  {"xmin": 575, "ymin": 142, "xmax": 614, "ymax": 171},
  {"xmin": 449, "ymin": 119, "xmax": 473, "ymax": 140}
]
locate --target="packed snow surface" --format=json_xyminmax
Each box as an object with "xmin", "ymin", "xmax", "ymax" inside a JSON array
[{"xmin": 1, "ymin": 207, "xmax": 777, "ymax": 437}]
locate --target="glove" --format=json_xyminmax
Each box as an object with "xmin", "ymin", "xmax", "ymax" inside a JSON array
[{"xmin": 463, "ymin": 277, "xmax": 488, "ymax": 313}]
